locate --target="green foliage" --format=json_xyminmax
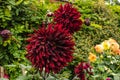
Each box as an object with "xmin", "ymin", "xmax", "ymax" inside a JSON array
[
  {"xmin": 67, "ymin": 0, "xmax": 120, "ymax": 79},
  {"xmin": 109, "ymin": 5, "xmax": 120, "ymax": 27},
  {"xmin": 0, "ymin": 0, "xmax": 47, "ymax": 79},
  {"xmin": 0, "ymin": 78, "xmax": 8, "ymax": 80}
]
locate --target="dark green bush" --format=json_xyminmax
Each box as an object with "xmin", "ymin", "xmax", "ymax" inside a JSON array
[{"xmin": 0, "ymin": 0, "xmax": 47, "ymax": 79}]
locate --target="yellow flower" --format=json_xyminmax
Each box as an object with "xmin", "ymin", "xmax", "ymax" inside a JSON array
[
  {"xmin": 94, "ymin": 44, "xmax": 104, "ymax": 53},
  {"xmin": 88, "ymin": 52, "xmax": 97, "ymax": 62},
  {"xmin": 101, "ymin": 40, "xmax": 110, "ymax": 50}
]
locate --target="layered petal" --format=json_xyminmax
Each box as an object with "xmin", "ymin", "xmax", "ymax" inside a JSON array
[{"xmin": 26, "ymin": 24, "xmax": 75, "ymax": 73}]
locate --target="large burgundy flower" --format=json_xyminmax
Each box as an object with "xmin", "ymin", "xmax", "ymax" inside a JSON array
[
  {"xmin": 26, "ymin": 24, "xmax": 75, "ymax": 73},
  {"xmin": 74, "ymin": 62, "xmax": 93, "ymax": 80},
  {"xmin": 54, "ymin": 3, "xmax": 82, "ymax": 34}
]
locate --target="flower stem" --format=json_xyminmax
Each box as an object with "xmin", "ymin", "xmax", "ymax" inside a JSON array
[{"xmin": 43, "ymin": 76, "xmax": 46, "ymax": 80}]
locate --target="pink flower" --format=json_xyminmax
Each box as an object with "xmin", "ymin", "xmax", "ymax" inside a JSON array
[{"xmin": 4, "ymin": 73, "xmax": 9, "ymax": 79}]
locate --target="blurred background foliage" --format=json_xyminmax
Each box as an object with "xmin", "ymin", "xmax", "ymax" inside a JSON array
[{"xmin": 0, "ymin": 0, "xmax": 120, "ymax": 80}]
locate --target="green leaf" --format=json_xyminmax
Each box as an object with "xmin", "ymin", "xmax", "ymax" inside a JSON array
[
  {"xmin": 15, "ymin": 0, "xmax": 23, "ymax": 5},
  {"xmin": 0, "ymin": 78, "xmax": 8, "ymax": 80},
  {"xmin": 3, "ymin": 41, "xmax": 8, "ymax": 47},
  {"xmin": 113, "ymin": 74, "xmax": 120, "ymax": 80},
  {"xmin": 7, "ymin": 5, "xmax": 12, "ymax": 11},
  {"xmin": 8, "ymin": 0, "xmax": 16, "ymax": 5},
  {"xmin": 91, "ymin": 23, "xmax": 102, "ymax": 29},
  {"xmin": 47, "ymin": 75, "xmax": 56, "ymax": 80},
  {"xmin": 0, "ymin": 36, "xmax": 3, "ymax": 44}
]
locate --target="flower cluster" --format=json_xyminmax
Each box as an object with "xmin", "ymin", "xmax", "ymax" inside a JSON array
[
  {"xmin": 74, "ymin": 62, "xmax": 93, "ymax": 80},
  {"xmin": 94, "ymin": 38, "xmax": 120, "ymax": 55},
  {"xmin": 88, "ymin": 38, "xmax": 120, "ymax": 79},
  {"xmin": 54, "ymin": 3, "xmax": 82, "ymax": 34},
  {"xmin": 26, "ymin": 3, "xmax": 83, "ymax": 78},
  {"xmin": 26, "ymin": 24, "xmax": 75, "ymax": 73},
  {"xmin": 88, "ymin": 38, "xmax": 120, "ymax": 63}
]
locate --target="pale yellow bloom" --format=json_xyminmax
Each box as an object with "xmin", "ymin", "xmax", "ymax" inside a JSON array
[
  {"xmin": 110, "ymin": 42, "xmax": 119, "ymax": 52},
  {"xmin": 107, "ymin": 38, "xmax": 119, "ymax": 53},
  {"xmin": 88, "ymin": 52, "xmax": 97, "ymax": 62},
  {"xmin": 108, "ymin": 38, "xmax": 116, "ymax": 44},
  {"xmin": 94, "ymin": 44, "xmax": 104, "ymax": 53},
  {"xmin": 101, "ymin": 40, "xmax": 110, "ymax": 50},
  {"xmin": 113, "ymin": 49, "xmax": 120, "ymax": 55}
]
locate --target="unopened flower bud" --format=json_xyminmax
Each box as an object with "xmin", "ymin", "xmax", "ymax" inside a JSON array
[
  {"xmin": 84, "ymin": 18, "xmax": 90, "ymax": 26},
  {"xmin": 47, "ymin": 12, "xmax": 53, "ymax": 17},
  {"xmin": 0, "ymin": 29, "xmax": 11, "ymax": 40}
]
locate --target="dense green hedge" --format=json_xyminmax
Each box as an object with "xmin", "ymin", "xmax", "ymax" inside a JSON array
[
  {"xmin": 74, "ymin": 0, "xmax": 120, "ymax": 61},
  {"xmin": 0, "ymin": 0, "xmax": 47, "ymax": 79}
]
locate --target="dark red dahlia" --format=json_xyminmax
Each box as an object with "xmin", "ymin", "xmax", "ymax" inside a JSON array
[
  {"xmin": 54, "ymin": 3, "xmax": 82, "ymax": 34},
  {"xmin": 0, "ymin": 29, "xmax": 11, "ymax": 40},
  {"xmin": 74, "ymin": 62, "xmax": 93, "ymax": 80},
  {"xmin": 26, "ymin": 24, "xmax": 75, "ymax": 73}
]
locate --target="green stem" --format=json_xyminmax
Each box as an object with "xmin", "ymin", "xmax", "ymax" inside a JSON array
[{"xmin": 115, "ymin": 64, "xmax": 120, "ymax": 72}]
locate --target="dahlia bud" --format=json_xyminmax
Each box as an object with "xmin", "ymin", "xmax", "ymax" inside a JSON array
[
  {"xmin": 84, "ymin": 18, "xmax": 90, "ymax": 26},
  {"xmin": 47, "ymin": 10, "xmax": 53, "ymax": 17},
  {"xmin": 106, "ymin": 77, "xmax": 111, "ymax": 80},
  {"xmin": 4, "ymin": 73, "xmax": 9, "ymax": 79},
  {"xmin": 0, "ymin": 29, "xmax": 11, "ymax": 40}
]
